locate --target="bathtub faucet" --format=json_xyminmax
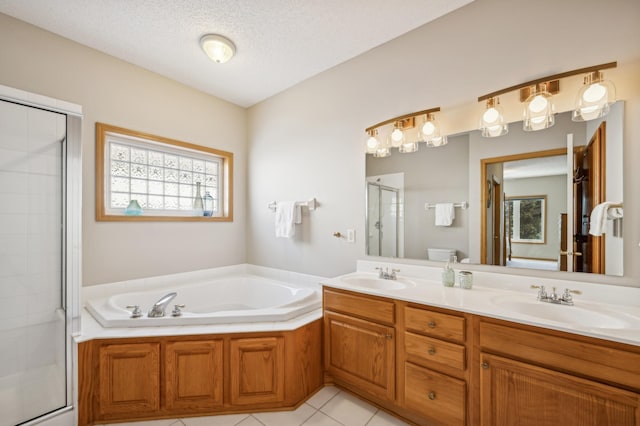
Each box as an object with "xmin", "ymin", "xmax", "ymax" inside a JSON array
[{"xmin": 148, "ymin": 292, "xmax": 177, "ymax": 317}]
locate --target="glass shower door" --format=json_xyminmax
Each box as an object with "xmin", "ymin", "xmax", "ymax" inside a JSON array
[
  {"xmin": 367, "ymin": 182, "xmax": 399, "ymax": 257},
  {"xmin": 0, "ymin": 100, "xmax": 67, "ymax": 425}
]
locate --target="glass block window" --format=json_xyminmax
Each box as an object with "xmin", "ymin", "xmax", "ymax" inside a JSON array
[{"xmin": 96, "ymin": 123, "xmax": 233, "ymax": 221}]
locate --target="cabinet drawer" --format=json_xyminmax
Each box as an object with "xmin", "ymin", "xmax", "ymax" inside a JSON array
[
  {"xmin": 404, "ymin": 362, "xmax": 466, "ymax": 426},
  {"xmin": 324, "ymin": 288, "xmax": 395, "ymax": 325},
  {"xmin": 405, "ymin": 332, "xmax": 466, "ymax": 372},
  {"xmin": 480, "ymin": 321, "xmax": 640, "ymax": 392},
  {"xmin": 405, "ymin": 306, "xmax": 465, "ymax": 343}
]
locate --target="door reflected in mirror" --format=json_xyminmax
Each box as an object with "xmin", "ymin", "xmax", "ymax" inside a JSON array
[{"xmin": 365, "ymin": 102, "xmax": 623, "ymax": 276}]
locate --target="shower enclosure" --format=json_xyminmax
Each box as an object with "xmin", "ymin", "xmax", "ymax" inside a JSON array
[
  {"xmin": 366, "ymin": 181, "xmax": 399, "ymax": 257},
  {"xmin": 0, "ymin": 89, "xmax": 81, "ymax": 426}
]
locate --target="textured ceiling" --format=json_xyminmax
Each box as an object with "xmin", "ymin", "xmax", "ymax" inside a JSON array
[{"xmin": 0, "ymin": 0, "xmax": 474, "ymax": 107}]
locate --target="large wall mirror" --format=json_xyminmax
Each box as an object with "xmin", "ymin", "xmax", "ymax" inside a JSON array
[{"xmin": 365, "ymin": 102, "xmax": 624, "ymax": 276}]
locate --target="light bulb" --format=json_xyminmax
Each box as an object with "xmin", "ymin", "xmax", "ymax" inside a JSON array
[
  {"xmin": 422, "ymin": 121, "xmax": 436, "ymax": 136},
  {"xmin": 480, "ymin": 97, "xmax": 508, "ymax": 137},
  {"xmin": 482, "ymin": 107, "xmax": 499, "ymax": 124},
  {"xmin": 528, "ymin": 95, "xmax": 548, "ymax": 113},
  {"xmin": 582, "ymin": 83, "xmax": 607, "ymax": 103},
  {"xmin": 366, "ymin": 136, "xmax": 378, "ymax": 149},
  {"xmin": 391, "ymin": 128, "xmax": 404, "ymax": 142}
]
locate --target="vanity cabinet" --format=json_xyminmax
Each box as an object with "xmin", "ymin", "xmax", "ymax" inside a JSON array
[
  {"xmin": 478, "ymin": 318, "xmax": 640, "ymax": 426},
  {"xmin": 400, "ymin": 304, "xmax": 469, "ymax": 426},
  {"xmin": 78, "ymin": 320, "xmax": 322, "ymax": 426},
  {"xmin": 323, "ymin": 289, "xmax": 396, "ymax": 401}
]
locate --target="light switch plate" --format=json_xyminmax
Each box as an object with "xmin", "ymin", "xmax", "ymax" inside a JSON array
[{"xmin": 347, "ymin": 229, "xmax": 355, "ymax": 243}]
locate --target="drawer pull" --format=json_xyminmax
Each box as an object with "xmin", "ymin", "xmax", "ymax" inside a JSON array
[
  {"xmin": 385, "ymin": 334, "xmax": 393, "ymax": 340},
  {"xmin": 428, "ymin": 320, "xmax": 436, "ymax": 328},
  {"xmin": 428, "ymin": 391, "xmax": 436, "ymax": 400},
  {"xmin": 428, "ymin": 347, "xmax": 436, "ymax": 355},
  {"xmin": 482, "ymin": 362, "xmax": 489, "ymax": 369}
]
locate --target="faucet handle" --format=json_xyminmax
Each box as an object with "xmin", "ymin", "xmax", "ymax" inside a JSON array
[
  {"xmin": 172, "ymin": 304, "xmax": 186, "ymax": 317},
  {"xmin": 530, "ymin": 285, "xmax": 547, "ymax": 300},
  {"xmin": 561, "ymin": 289, "xmax": 581, "ymax": 305},
  {"xmin": 375, "ymin": 267, "xmax": 384, "ymax": 278},
  {"xmin": 126, "ymin": 305, "xmax": 142, "ymax": 318}
]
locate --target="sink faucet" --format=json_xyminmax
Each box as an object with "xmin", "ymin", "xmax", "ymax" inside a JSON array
[
  {"xmin": 375, "ymin": 267, "xmax": 400, "ymax": 280},
  {"xmin": 531, "ymin": 285, "xmax": 581, "ymax": 306},
  {"xmin": 148, "ymin": 292, "xmax": 177, "ymax": 317}
]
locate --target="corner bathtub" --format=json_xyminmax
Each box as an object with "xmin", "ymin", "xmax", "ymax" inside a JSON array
[{"xmin": 86, "ymin": 275, "xmax": 321, "ymax": 328}]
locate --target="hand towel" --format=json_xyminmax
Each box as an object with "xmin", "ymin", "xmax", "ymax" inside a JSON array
[
  {"xmin": 275, "ymin": 201, "xmax": 301, "ymax": 238},
  {"xmin": 435, "ymin": 203, "xmax": 455, "ymax": 226},
  {"xmin": 589, "ymin": 201, "xmax": 621, "ymax": 236}
]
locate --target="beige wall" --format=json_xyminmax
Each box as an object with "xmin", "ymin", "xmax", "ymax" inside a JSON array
[
  {"xmin": 247, "ymin": 0, "xmax": 640, "ymax": 286},
  {"xmin": 0, "ymin": 13, "xmax": 248, "ymax": 285}
]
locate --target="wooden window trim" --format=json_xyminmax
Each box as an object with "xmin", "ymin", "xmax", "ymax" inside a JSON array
[{"xmin": 96, "ymin": 122, "xmax": 233, "ymax": 222}]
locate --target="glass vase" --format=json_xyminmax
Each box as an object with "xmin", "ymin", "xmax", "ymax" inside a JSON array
[{"xmin": 193, "ymin": 182, "xmax": 204, "ymax": 216}]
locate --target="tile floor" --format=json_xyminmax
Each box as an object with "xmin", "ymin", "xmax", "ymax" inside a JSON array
[{"xmin": 103, "ymin": 386, "xmax": 410, "ymax": 426}]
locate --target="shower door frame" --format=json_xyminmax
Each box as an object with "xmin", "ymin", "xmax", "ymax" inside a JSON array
[
  {"xmin": 0, "ymin": 88, "xmax": 82, "ymax": 426},
  {"xmin": 366, "ymin": 181, "xmax": 400, "ymax": 257}
]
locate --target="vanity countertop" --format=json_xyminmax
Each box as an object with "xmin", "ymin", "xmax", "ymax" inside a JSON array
[{"xmin": 322, "ymin": 260, "xmax": 640, "ymax": 347}]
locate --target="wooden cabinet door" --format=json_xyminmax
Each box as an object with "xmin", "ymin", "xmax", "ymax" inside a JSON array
[
  {"xmin": 324, "ymin": 311, "xmax": 395, "ymax": 401},
  {"xmin": 165, "ymin": 339, "xmax": 224, "ymax": 412},
  {"xmin": 481, "ymin": 353, "xmax": 640, "ymax": 426},
  {"xmin": 230, "ymin": 337, "xmax": 285, "ymax": 405},
  {"xmin": 97, "ymin": 342, "xmax": 160, "ymax": 418}
]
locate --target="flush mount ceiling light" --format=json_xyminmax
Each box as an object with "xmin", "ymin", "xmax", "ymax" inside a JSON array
[
  {"xmin": 572, "ymin": 70, "xmax": 616, "ymax": 122},
  {"xmin": 479, "ymin": 97, "xmax": 508, "ymax": 138},
  {"xmin": 477, "ymin": 61, "xmax": 617, "ymax": 137},
  {"xmin": 200, "ymin": 34, "xmax": 236, "ymax": 64},
  {"xmin": 522, "ymin": 81, "xmax": 558, "ymax": 131},
  {"xmin": 365, "ymin": 107, "xmax": 441, "ymax": 157}
]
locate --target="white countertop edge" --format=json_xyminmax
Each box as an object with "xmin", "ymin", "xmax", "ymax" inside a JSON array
[{"xmin": 75, "ymin": 307, "xmax": 323, "ymax": 343}]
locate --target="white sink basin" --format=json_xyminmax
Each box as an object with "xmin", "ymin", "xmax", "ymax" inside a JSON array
[
  {"xmin": 491, "ymin": 295, "xmax": 638, "ymax": 329},
  {"xmin": 341, "ymin": 274, "xmax": 416, "ymax": 290}
]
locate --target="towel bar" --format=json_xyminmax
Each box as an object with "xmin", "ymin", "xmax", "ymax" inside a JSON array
[
  {"xmin": 424, "ymin": 201, "xmax": 468, "ymax": 210},
  {"xmin": 268, "ymin": 198, "xmax": 317, "ymax": 211}
]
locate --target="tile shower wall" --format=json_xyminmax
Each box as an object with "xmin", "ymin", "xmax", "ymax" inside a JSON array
[{"xmin": 0, "ymin": 100, "xmax": 67, "ymax": 425}]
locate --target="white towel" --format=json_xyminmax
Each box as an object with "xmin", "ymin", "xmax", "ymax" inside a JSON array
[
  {"xmin": 435, "ymin": 203, "xmax": 455, "ymax": 226},
  {"xmin": 589, "ymin": 201, "xmax": 622, "ymax": 236},
  {"xmin": 275, "ymin": 201, "xmax": 301, "ymax": 238}
]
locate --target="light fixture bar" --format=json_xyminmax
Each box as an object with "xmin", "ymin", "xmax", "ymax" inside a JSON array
[
  {"xmin": 477, "ymin": 61, "xmax": 617, "ymax": 102},
  {"xmin": 519, "ymin": 80, "xmax": 560, "ymax": 102},
  {"xmin": 365, "ymin": 107, "xmax": 440, "ymax": 133}
]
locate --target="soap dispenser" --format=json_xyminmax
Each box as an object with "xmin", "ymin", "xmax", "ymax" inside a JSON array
[{"xmin": 442, "ymin": 255, "xmax": 456, "ymax": 287}]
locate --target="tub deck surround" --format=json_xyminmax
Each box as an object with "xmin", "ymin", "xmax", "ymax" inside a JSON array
[
  {"xmin": 86, "ymin": 276, "xmax": 320, "ymax": 328},
  {"xmin": 321, "ymin": 260, "xmax": 640, "ymax": 346},
  {"xmin": 77, "ymin": 264, "xmax": 324, "ymax": 341}
]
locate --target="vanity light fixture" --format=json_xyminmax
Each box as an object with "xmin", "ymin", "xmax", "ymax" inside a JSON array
[
  {"xmin": 572, "ymin": 70, "xmax": 616, "ymax": 122},
  {"xmin": 522, "ymin": 81, "xmax": 558, "ymax": 131},
  {"xmin": 422, "ymin": 112, "xmax": 448, "ymax": 147},
  {"xmin": 479, "ymin": 97, "xmax": 508, "ymax": 138},
  {"xmin": 200, "ymin": 34, "xmax": 236, "ymax": 64},
  {"xmin": 365, "ymin": 108, "xmax": 440, "ymax": 157},
  {"xmin": 477, "ymin": 62, "xmax": 617, "ymax": 137}
]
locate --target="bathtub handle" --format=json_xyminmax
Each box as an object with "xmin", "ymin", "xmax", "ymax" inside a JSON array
[
  {"xmin": 172, "ymin": 304, "xmax": 186, "ymax": 317},
  {"xmin": 126, "ymin": 305, "xmax": 143, "ymax": 318}
]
